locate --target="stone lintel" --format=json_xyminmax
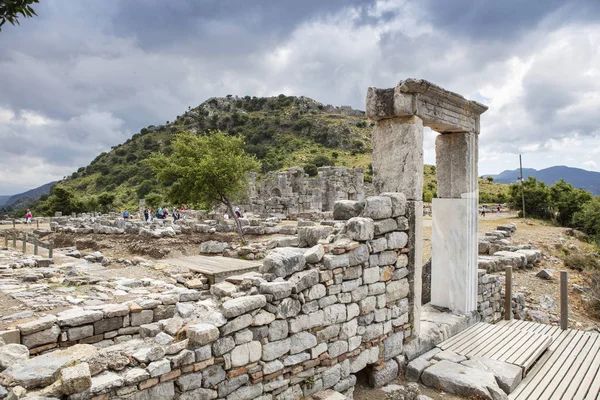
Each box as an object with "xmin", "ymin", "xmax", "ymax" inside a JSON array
[{"xmin": 366, "ymin": 78, "xmax": 488, "ymax": 134}]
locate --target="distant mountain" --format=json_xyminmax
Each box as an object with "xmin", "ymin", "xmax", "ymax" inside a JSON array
[
  {"xmin": 484, "ymin": 166, "xmax": 600, "ymax": 195},
  {"xmin": 0, "ymin": 196, "xmax": 10, "ymax": 206},
  {"xmin": 5, "ymin": 181, "xmax": 58, "ymax": 208}
]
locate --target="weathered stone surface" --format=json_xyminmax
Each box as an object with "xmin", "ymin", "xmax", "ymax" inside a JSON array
[
  {"xmin": 2, "ymin": 344, "xmax": 97, "ymax": 389},
  {"xmin": 132, "ymin": 345, "xmax": 165, "ymax": 363},
  {"xmin": 123, "ymin": 368, "xmax": 149, "ymax": 385},
  {"xmin": 371, "ymin": 116, "xmax": 424, "ymax": 200},
  {"xmin": 259, "ymin": 282, "xmax": 292, "ymax": 300},
  {"xmin": 369, "ymin": 359, "xmax": 398, "ymax": 388},
  {"xmin": 188, "ymin": 323, "xmax": 220, "ymax": 346},
  {"xmin": 221, "ymin": 295, "xmax": 266, "ymax": 318},
  {"xmin": 227, "ymin": 383, "xmax": 263, "ymax": 400},
  {"xmin": 16, "ymin": 315, "xmax": 57, "ymax": 335},
  {"xmin": 277, "ymin": 298, "xmax": 301, "ymax": 319},
  {"xmin": 269, "ymin": 320, "xmax": 289, "ymax": 342},
  {"xmin": 346, "ymin": 217, "xmax": 374, "ymax": 241},
  {"xmin": 180, "ymin": 387, "xmax": 217, "ymax": 400},
  {"xmin": 21, "ymin": 325, "xmax": 60, "ymax": 348},
  {"xmin": 262, "ymin": 338, "xmax": 291, "ymax": 361},
  {"xmin": 421, "ymin": 360, "xmax": 508, "ymax": 400},
  {"xmin": 406, "ymin": 356, "xmax": 433, "ymax": 382},
  {"xmin": 93, "ymin": 317, "xmax": 123, "ymax": 335},
  {"xmin": 90, "ymin": 371, "xmax": 125, "ymax": 394},
  {"xmin": 383, "ymin": 332, "xmax": 404, "ymax": 360},
  {"xmin": 386, "ymin": 279, "xmax": 410, "ymax": 302},
  {"xmin": 333, "ymin": 200, "xmax": 364, "ymax": 220},
  {"xmin": 230, "ymin": 341, "xmax": 261, "ymax": 367},
  {"xmin": 218, "ymin": 373, "xmax": 248, "ymax": 397},
  {"xmin": 200, "ymin": 241, "xmax": 229, "ymax": 254},
  {"xmin": 536, "ymin": 269, "xmax": 553, "ymax": 280},
  {"xmin": 461, "ymin": 357, "xmax": 523, "ymax": 394},
  {"xmin": 147, "ymin": 358, "xmax": 171, "ymax": 377},
  {"xmin": 386, "ymin": 231, "xmax": 408, "ymax": 249},
  {"xmin": 57, "ymin": 309, "xmax": 103, "ymax": 327},
  {"xmin": 202, "ymin": 365, "xmax": 226, "ymax": 388},
  {"xmin": 349, "ymin": 244, "xmax": 369, "ymax": 266},
  {"xmin": 0, "ymin": 344, "xmax": 29, "ymax": 369},
  {"xmin": 260, "ymin": 248, "xmax": 306, "ymax": 278},
  {"xmin": 290, "ymin": 332, "xmax": 317, "ymax": 354},
  {"xmin": 289, "ymin": 269, "xmax": 319, "ymax": 293},
  {"xmin": 60, "ymin": 362, "xmax": 92, "ymax": 395},
  {"xmin": 381, "ymin": 192, "xmax": 407, "ymax": 217},
  {"xmin": 298, "ymin": 226, "xmax": 332, "ymax": 248},
  {"xmin": 304, "ymin": 244, "xmax": 325, "ymax": 264},
  {"xmin": 362, "ymin": 196, "xmax": 393, "ymax": 220},
  {"xmin": 220, "ymin": 314, "xmax": 253, "ymax": 336}
]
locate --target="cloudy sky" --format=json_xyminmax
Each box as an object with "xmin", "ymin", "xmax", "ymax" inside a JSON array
[{"xmin": 1, "ymin": 0, "xmax": 599, "ymax": 195}]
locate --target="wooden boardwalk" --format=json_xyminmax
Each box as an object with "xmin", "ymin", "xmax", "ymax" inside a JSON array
[
  {"xmin": 437, "ymin": 321, "xmax": 552, "ymax": 371},
  {"xmin": 500, "ymin": 319, "xmax": 600, "ymax": 400},
  {"xmin": 163, "ymin": 255, "xmax": 261, "ymax": 284},
  {"xmin": 436, "ymin": 319, "xmax": 600, "ymax": 399}
]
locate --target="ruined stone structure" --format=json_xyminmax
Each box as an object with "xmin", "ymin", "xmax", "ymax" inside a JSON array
[
  {"xmin": 247, "ymin": 166, "xmax": 365, "ymax": 216},
  {"xmin": 366, "ymin": 78, "xmax": 488, "ymax": 321}
]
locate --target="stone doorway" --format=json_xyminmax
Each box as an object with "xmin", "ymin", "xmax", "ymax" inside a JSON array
[{"xmin": 366, "ymin": 79, "xmax": 488, "ymax": 337}]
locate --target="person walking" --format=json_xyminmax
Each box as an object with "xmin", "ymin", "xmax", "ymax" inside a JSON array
[
  {"xmin": 144, "ymin": 209, "xmax": 149, "ymax": 222},
  {"xmin": 25, "ymin": 209, "xmax": 32, "ymax": 224}
]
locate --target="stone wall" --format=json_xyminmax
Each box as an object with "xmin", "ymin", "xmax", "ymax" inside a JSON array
[
  {"xmin": 0, "ymin": 194, "xmax": 414, "ymax": 399},
  {"xmin": 248, "ymin": 166, "xmax": 365, "ymax": 217}
]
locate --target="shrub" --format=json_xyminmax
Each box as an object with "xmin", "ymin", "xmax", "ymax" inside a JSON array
[
  {"xmin": 312, "ymin": 155, "xmax": 333, "ymax": 168},
  {"xmin": 304, "ymin": 164, "xmax": 318, "ymax": 177},
  {"xmin": 562, "ymin": 253, "xmax": 600, "ymax": 271}
]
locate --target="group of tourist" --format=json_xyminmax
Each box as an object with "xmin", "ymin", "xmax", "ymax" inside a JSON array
[
  {"xmin": 223, "ymin": 207, "xmax": 246, "ymax": 220},
  {"xmin": 142, "ymin": 207, "xmax": 186, "ymax": 222},
  {"xmin": 480, "ymin": 204, "xmax": 503, "ymax": 217}
]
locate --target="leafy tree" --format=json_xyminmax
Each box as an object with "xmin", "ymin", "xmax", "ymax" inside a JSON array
[
  {"xmin": 549, "ymin": 179, "xmax": 593, "ymax": 226},
  {"xmin": 508, "ymin": 177, "xmax": 551, "ymax": 219},
  {"xmin": 312, "ymin": 155, "xmax": 333, "ymax": 168},
  {"xmin": 145, "ymin": 193, "xmax": 163, "ymax": 209},
  {"xmin": 98, "ymin": 192, "xmax": 116, "ymax": 213},
  {"xmin": 147, "ymin": 130, "xmax": 260, "ymax": 243},
  {"xmin": 486, "ymin": 176, "xmax": 494, "ymax": 182},
  {"xmin": 573, "ymin": 196, "xmax": 600, "ymax": 243},
  {"xmin": 0, "ymin": 0, "xmax": 38, "ymax": 31}
]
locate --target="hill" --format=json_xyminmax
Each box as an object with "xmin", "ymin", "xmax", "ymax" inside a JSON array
[
  {"xmin": 23, "ymin": 94, "xmax": 510, "ymax": 216},
  {"xmin": 0, "ymin": 196, "xmax": 9, "ymax": 206},
  {"xmin": 5, "ymin": 181, "xmax": 58, "ymax": 207},
  {"xmin": 485, "ymin": 166, "xmax": 600, "ymax": 195},
  {"xmin": 28, "ymin": 95, "xmax": 374, "ymax": 214}
]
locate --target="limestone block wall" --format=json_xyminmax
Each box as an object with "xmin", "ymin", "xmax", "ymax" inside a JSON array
[
  {"xmin": 477, "ymin": 270, "xmax": 526, "ymax": 324},
  {"xmin": 0, "ymin": 193, "xmax": 414, "ymax": 399}
]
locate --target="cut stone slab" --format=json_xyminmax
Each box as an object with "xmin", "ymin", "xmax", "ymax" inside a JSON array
[
  {"xmin": 461, "ymin": 357, "xmax": 523, "ymax": 394},
  {"xmin": 432, "ymin": 350, "xmax": 467, "ymax": 363},
  {"xmin": 421, "ymin": 360, "xmax": 508, "ymax": 400},
  {"xmin": 1, "ymin": 344, "xmax": 98, "ymax": 389},
  {"xmin": 536, "ymin": 269, "xmax": 553, "ymax": 280},
  {"xmin": 0, "ymin": 344, "xmax": 29, "ymax": 369},
  {"xmin": 405, "ymin": 356, "xmax": 433, "ymax": 382}
]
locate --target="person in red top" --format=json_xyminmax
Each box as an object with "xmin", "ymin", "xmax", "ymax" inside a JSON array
[{"xmin": 25, "ymin": 209, "xmax": 32, "ymax": 224}]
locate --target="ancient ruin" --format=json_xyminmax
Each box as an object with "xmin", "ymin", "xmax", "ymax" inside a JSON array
[
  {"xmin": 247, "ymin": 166, "xmax": 365, "ymax": 218},
  {"xmin": 0, "ymin": 79, "xmax": 579, "ymax": 400}
]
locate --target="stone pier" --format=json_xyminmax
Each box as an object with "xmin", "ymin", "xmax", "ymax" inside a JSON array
[{"xmin": 366, "ymin": 79, "xmax": 488, "ymax": 318}]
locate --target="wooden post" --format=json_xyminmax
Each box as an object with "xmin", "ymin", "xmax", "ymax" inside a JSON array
[
  {"xmin": 36, "ymin": 219, "xmax": 39, "ymax": 229},
  {"xmin": 3, "ymin": 231, "xmax": 7, "ymax": 247},
  {"xmin": 505, "ymin": 266, "xmax": 512, "ymax": 320},
  {"xmin": 12, "ymin": 232, "xmax": 16, "ymax": 248},
  {"xmin": 12, "ymin": 219, "xmax": 15, "ymax": 229},
  {"xmin": 561, "ymin": 271, "xmax": 568, "ymax": 330},
  {"xmin": 34, "ymin": 235, "xmax": 38, "ymax": 255},
  {"xmin": 22, "ymin": 233, "xmax": 27, "ymax": 253},
  {"xmin": 49, "ymin": 240, "xmax": 53, "ymax": 258}
]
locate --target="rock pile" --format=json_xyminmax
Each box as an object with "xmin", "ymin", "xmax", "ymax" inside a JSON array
[{"xmin": 478, "ymin": 224, "xmax": 542, "ymax": 272}]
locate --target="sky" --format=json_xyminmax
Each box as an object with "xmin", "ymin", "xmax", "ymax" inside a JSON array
[{"xmin": 1, "ymin": 0, "xmax": 599, "ymax": 195}]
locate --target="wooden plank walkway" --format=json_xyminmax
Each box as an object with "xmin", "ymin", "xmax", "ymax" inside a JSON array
[
  {"xmin": 437, "ymin": 322, "xmax": 552, "ymax": 372},
  {"xmin": 500, "ymin": 319, "xmax": 600, "ymax": 400},
  {"xmin": 163, "ymin": 255, "xmax": 261, "ymax": 284}
]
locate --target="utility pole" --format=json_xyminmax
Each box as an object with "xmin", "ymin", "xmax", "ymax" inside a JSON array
[{"xmin": 519, "ymin": 154, "xmax": 526, "ymax": 218}]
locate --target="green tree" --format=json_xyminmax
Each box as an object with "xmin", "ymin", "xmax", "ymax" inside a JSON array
[
  {"xmin": 508, "ymin": 177, "xmax": 551, "ymax": 219},
  {"xmin": 147, "ymin": 130, "xmax": 260, "ymax": 243},
  {"xmin": 98, "ymin": 192, "xmax": 116, "ymax": 213},
  {"xmin": 145, "ymin": 193, "xmax": 163, "ymax": 209},
  {"xmin": 549, "ymin": 179, "xmax": 593, "ymax": 226},
  {"xmin": 0, "ymin": 0, "xmax": 38, "ymax": 31},
  {"xmin": 573, "ymin": 196, "xmax": 600, "ymax": 242}
]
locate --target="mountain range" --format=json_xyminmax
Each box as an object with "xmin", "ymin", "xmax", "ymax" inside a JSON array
[
  {"xmin": 0, "ymin": 181, "xmax": 57, "ymax": 208},
  {"xmin": 485, "ymin": 166, "xmax": 600, "ymax": 195}
]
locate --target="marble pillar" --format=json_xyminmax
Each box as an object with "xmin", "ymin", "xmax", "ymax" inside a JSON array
[{"xmin": 431, "ymin": 132, "xmax": 479, "ymax": 313}]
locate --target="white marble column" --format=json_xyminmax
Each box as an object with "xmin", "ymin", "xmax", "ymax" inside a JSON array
[{"xmin": 431, "ymin": 132, "xmax": 479, "ymax": 313}]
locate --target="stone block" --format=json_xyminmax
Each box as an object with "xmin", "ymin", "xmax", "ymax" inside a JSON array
[
  {"xmin": 57, "ymin": 310, "xmax": 103, "ymax": 327},
  {"xmin": 0, "ymin": 344, "xmax": 29, "ymax": 369},
  {"xmin": 381, "ymin": 192, "xmax": 407, "ymax": 217},
  {"xmin": 131, "ymin": 310, "xmax": 154, "ymax": 326},
  {"xmin": 188, "ymin": 323, "xmax": 219, "ymax": 346},
  {"xmin": 68, "ymin": 325, "xmax": 94, "ymax": 341},
  {"xmin": 260, "ymin": 247, "xmax": 306, "ymax": 278},
  {"xmin": 304, "ymin": 244, "xmax": 325, "ymax": 263},
  {"xmin": 323, "ymin": 254, "xmax": 350, "ymax": 269},
  {"xmin": 259, "ymin": 282, "xmax": 292, "ymax": 300},
  {"xmin": 222, "ymin": 295, "xmax": 266, "ymax": 318},
  {"xmin": 21, "ymin": 325, "xmax": 60, "ymax": 348},
  {"xmin": 333, "ymin": 200, "xmax": 365, "ymax": 220},
  {"xmin": 362, "ymin": 196, "xmax": 393, "ymax": 219},
  {"xmin": 346, "ymin": 217, "xmax": 374, "ymax": 241},
  {"xmin": 230, "ymin": 341, "xmax": 261, "ymax": 367},
  {"xmin": 289, "ymin": 269, "xmax": 319, "ymax": 293},
  {"xmin": 93, "ymin": 317, "xmax": 123, "ymax": 335},
  {"xmin": 17, "ymin": 315, "xmax": 57, "ymax": 335},
  {"xmin": 262, "ymin": 338, "xmax": 291, "ymax": 361},
  {"xmin": 290, "ymin": 332, "xmax": 317, "ymax": 354},
  {"xmin": 369, "ymin": 359, "xmax": 398, "ymax": 388}
]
